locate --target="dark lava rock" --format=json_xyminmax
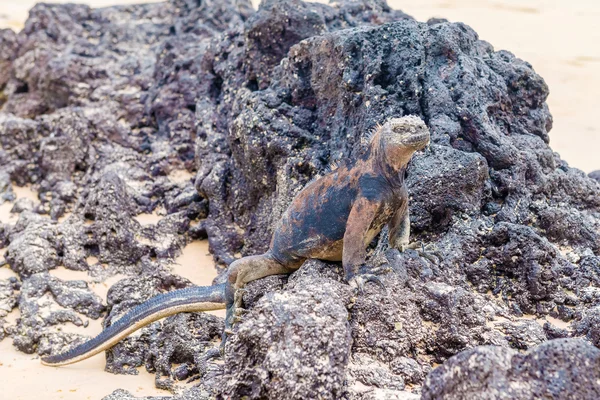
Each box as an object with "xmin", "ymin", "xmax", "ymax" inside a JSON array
[
  {"xmin": 0, "ymin": 277, "xmax": 19, "ymax": 341},
  {"xmin": 573, "ymin": 306, "xmax": 600, "ymax": 347},
  {"xmin": 10, "ymin": 197, "xmax": 35, "ymax": 213},
  {"xmin": 102, "ymin": 386, "xmax": 214, "ymax": 400},
  {"xmin": 221, "ymin": 260, "xmax": 353, "ymax": 399},
  {"xmin": 348, "ymin": 353, "xmax": 405, "ymax": 391},
  {"xmin": 349, "ymin": 273, "xmax": 425, "ymax": 362},
  {"xmin": 147, "ymin": 312, "xmax": 223, "ymax": 391},
  {"xmin": 78, "ymin": 171, "xmax": 147, "ymax": 268},
  {"xmin": 422, "ymin": 339, "xmax": 600, "ymax": 400},
  {"xmin": 1, "ymin": 0, "xmax": 599, "ymax": 398},
  {"xmin": 79, "ymin": 261, "xmax": 223, "ymax": 390},
  {"xmin": 496, "ymin": 319, "xmax": 547, "ymax": 350},
  {"xmin": 465, "ymin": 222, "xmax": 569, "ymax": 315},
  {"xmin": 0, "ymin": 29, "xmax": 17, "ymax": 93},
  {"xmin": 408, "ymin": 145, "xmax": 489, "ymax": 231},
  {"xmin": 389, "ymin": 356, "xmax": 425, "ymax": 385},
  {"xmin": 416, "ymin": 282, "xmax": 499, "ymax": 359},
  {"xmin": 101, "ymin": 390, "xmax": 139, "ymax": 400},
  {"xmin": 102, "ymin": 269, "xmax": 195, "ymax": 374},
  {"xmin": 5, "ymin": 212, "xmax": 60, "ymax": 278},
  {"xmin": 13, "ymin": 272, "xmax": 105, "ymax": 354},
  {"xmin": 0, "ymin": 277, "xmax": 19, "ymax": 317}
]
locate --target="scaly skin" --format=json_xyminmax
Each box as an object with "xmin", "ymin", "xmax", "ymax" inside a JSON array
[
  {"xmin": 41, "ymin": 115, "xmax": 430, "ymax": 366},
  {"xmin": 41, "ymin": 285, "xmax": 226, "ymax": 366}
]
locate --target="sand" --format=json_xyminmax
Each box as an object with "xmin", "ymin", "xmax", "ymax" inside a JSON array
[
  {"xmin": 0, "ymin": 185, "xmax": 221, "ymax": 400},
  {"xmin": 391, "ymin": 0, "xmax": 600, "ymax": 174},
  {"xmin": 0, "ymin": 339, "xmax": 169, "ymax": 400},
  {"xmin": 0, "ymin": 0, "xmax": 598, "ymax": 398}
]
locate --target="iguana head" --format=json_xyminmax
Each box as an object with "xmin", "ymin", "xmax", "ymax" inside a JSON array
[{"xmin": 376, "ymin": 115, "xmax": 430, "ymax": 170}]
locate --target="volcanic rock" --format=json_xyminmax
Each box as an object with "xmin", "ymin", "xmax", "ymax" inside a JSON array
[{"xmin": 1, "ymin": 0, "xmax": 599, "ymax": 398}]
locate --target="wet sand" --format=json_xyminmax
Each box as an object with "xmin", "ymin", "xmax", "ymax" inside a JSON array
[
  {"xmin": 0, "ymin": 338, "xmax": 168, "ymax": 400},
  {"xmin": 0, "ymin": 184, "xmax": 221, "ymax": 400}
]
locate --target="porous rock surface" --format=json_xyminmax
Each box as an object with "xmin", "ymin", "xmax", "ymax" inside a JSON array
[
  {"xmin": 422, "ymin": 339, "xmax": 600, "ymax": 400},
  {"xmin": 0, "ymin": 0, "xmax": 598, "ymax": 399}
]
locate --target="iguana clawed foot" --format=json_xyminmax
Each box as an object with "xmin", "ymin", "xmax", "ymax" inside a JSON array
[
  {"xmin": 234, "ymin": 307, "xmax": 247, "ymax": 316},
  {"xmin": 221, "ymin": 287, "xmax": 247, "ymax": 353},
  {"xmin": 400, "ymin": 241, "xmax": 441, "ymax": 264},
  {"xmin": 348, "ymin": 269, "xmax": 386, "ymax": 294},
  {"xmin": 233, "ymin": 307, "xmax": 247, "ymax": 323},
  {"xmin": 231, "ymin": 288, "xmax": 247, "ymax": 323},
  {"xmin": 233, "ymin": 288, "xmax": 246, "ymax": 308}
]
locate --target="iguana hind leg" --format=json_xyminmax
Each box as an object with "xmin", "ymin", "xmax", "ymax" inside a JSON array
[{"xmin": 221, "ymin": 252, "xmax": 299, "ymax": 351}]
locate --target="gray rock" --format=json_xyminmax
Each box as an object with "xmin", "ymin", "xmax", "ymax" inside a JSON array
[
  {"xmin": 349, "ymin": 274, "xmax": 424, "ymax": 362},
  {"xmin": 0, "ymin": 28, "xmax": 17, "ymax": 91},
  {"xmin": 463, "ymin": 222, "xmax": 568, "ymax": 315},
  {"xmin": 102, "ymin": 386, "xmax": 211, "ymax": 400},
  {"xmin": 417, "ymin": 282, "xmax": 492, "ymax": 359},
  {"xmin": 148, "ymin": 312, "xmax": 222, "ymax": 391},
  {"xmin": 221, "ymin": 260, "xmax": 352, "ymax": 399},
  {"xmin": 422, "ymin": 339, "xmax": 600, "ymax": 400},
  {"xmin": 573, "ymin": 306, "xmax": 600, "ymax": 347},
  {"xmin": 5, "ymin": 212, "xmax": 60, "ymax": 278},
  {"xmin": 348, "ymin": 353, "xmax": 405, "ymax": 391},
  {"xmin": 102, "ymin": 269, "xmax": 194, "ymax": 376},
  {"xmin": 10, "ymin": 197, "xmax": 35, "ymax": 213},
  {"xmin": 389, "ymin": 357, "xmax": 425, "ymax": 385},
  {"xmin": 0, "ymin": 277, "xmax": 19, "ymax": 341},
  {"xmin": 408, "ymin": 145, "xmax": 489, "ymax": 230},
  {"xmin": 0, "ymin": 277, "xmax": 19, "ymax": 318},
  {"xmin": 0, "ymin": 0, "xmax": 599, "ymax": 397},
  {"xmin": 496, "ymin": 319, "xmax": 547, "ymax": 350},
  {"xmin": 13, "ymin": 272, "xmax": 105, "ymax": 354}
]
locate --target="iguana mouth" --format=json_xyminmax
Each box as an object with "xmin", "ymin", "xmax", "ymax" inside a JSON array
[
  {"xmin": 386, "ymin": 116, "xmax": 430, "ymax": 150},
  {"xmin": 402, "ymin": 131, "xmax": 430, "ymax": 149}
]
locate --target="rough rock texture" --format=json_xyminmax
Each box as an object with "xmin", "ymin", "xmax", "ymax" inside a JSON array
[
  {"xmin": 100, "ymin": 267, "xmax": 223, "ymax": 389},
  {"xmin": 221, "ymin": 260, "xmax": 353, "ymax": 399},
  {"xmin": 573, "ymin": 306, "xmax": 600, "ymax": 347},
  {"xmin": 1, "ymin": 0, "xmax": 600, "ymax": 399},
  {"xmin": 0, "ymin": 277, "xmax": 19, "ymax": 341},
  {"xmin": 12, "ymin": 272, "xmax": 105, "ymax": 354},
  {"xmin": 421, "ymin": 339, "xmax": 600, "ymax": 400}
]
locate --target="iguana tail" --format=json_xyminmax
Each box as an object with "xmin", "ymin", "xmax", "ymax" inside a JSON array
[{"xmin": 41, "ymin": 284, "xmax": 227, "ymax": 367}]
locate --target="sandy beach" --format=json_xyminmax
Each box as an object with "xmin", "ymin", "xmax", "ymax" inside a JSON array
[
  {"xmin": 0, "ymin": 0, "xmax": 598, "ymax": 399},
  {"xmin": 0, "ymin": 186, "xmax": 221, "ymax": 400}
]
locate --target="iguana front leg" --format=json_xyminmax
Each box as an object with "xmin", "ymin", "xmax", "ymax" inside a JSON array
[
  {"xmin": 388, "ymin": 201, "xmax": 440, "ymax": 263},
  {"xmin": 388, "ymin": 202, "xmax": 411, "ymax": 251},
  {"xmin": 343, "ymin": 197, "xmax": 383, "ymax": 292}
]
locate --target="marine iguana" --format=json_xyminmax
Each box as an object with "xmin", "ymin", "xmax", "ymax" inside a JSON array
[{"xmin": 41, "ymin": 115, "xmax": 430, "ymax": 367}]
